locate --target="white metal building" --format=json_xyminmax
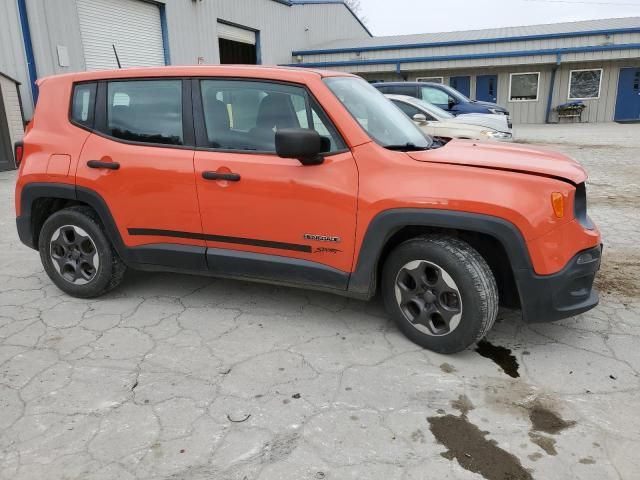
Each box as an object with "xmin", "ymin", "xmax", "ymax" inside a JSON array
[
  {"xmin": 0, "ymin": 0, "xmax": 370, "ymax": 120},
  {"xmin": 290, "ymin": 17, "xmax": 640, "ymax": 124}
]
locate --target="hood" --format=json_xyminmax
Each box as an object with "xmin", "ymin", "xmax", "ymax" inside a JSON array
[
  {"xmin": 408, "ymin": 140, "xmax": 587, "ymax": 184},
  {"xmin": 469, "ymin": 100, "xmax": 508, "ymax": 112},
  {"xmin": 451, "ymin": 114, "xmax": 510, "ymax": 133}
]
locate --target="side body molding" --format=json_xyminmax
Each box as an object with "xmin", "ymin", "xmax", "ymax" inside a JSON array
[{"xmin": 347, "ymin": 208, "xmax": 534, "ymax": 298}]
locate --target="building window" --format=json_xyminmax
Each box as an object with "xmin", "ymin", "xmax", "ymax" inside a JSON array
[
  {"xmin": 416, "ymin": 77, "xmax": 443, "ymax": 84},
  {"xmin": 509, "ymin": 72, "xmax": 540, "ymax": 102},
  {"xmin": 568, "ymin": 69, "xmax": 602, "ymax": 100}
]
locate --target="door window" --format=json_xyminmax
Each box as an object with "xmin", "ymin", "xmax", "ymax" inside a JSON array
[
  {"xmin": 392, "ymin": 100, "xmax": 431, "ymax": 120},
  {"xmin": 421, "ymin": 86, "xmax": 449, "ymax": 105},
  {"xmin": 199, "ymin": 80, "xmax": 344, "ymax": 153},
  {"xmin": 105, "ymin": 80, "xmax": 184, "ymax": 145}
]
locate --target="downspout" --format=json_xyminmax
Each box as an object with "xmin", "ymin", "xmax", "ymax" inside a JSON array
[
  {"xmin": 396, "ymin": 62, "xmax": 407, "ymax": 81},
  {"xmin": 16, "ymin": 0, "xmax": 38, "ymax": 105},
  {"xmin": 545, "ymin": 53, "xmax": 562, "ymax": 123}
]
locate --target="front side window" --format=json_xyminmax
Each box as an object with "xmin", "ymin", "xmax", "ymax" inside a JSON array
[
  {"xmin": 411, "ymin": 98, "xmax": 454, "ymax": 120},
  {"xmin": 568, "ymin": 69, "xmax": 602, "ymax": 100},
  {"xmin": 106, "ymin": 80, "xmax": 183, "ymax": 145},
  {"xmin": 325, "ymin": 77, "xmax": 431, "ymax": 150},
  {"xmin": 71, "ymin": 83, "xmax": 96, "ymax": 128},
  {"xmin": 200, "ymin": 80, "xmax": 343, "ymax": 153},
  {"xmin": 509, "ymin": 73, "xmax": 540, "ymax": 102},
  {"xmin": 392, "ymin": 100, "xmax": 424, "ymax": 119},
  {"xmin": 421, "ymin": 86, "xmax": 450, "ymax": 106}
]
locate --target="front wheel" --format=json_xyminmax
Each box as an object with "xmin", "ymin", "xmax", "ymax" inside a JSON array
[
  {"xmin": 382, "ymin": 235, "xmax": 498, "ymax": 354},
  {"xmin": 39, "ymin": 206, "xmax": 126, "ymax": 298}
]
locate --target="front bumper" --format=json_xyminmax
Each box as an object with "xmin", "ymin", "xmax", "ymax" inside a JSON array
[{"xmin": 516, "ymin": 245, "xmax": 602, "ymax": 323}]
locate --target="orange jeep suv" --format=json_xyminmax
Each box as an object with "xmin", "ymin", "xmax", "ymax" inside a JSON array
[{"xmin": 15, "ymin": 66, "xmax": 602, "ymax": 353}]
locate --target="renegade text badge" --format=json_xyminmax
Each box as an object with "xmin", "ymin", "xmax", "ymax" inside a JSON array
[{"xmin": 304, "ymin": 234, "xmax": 341, "ymax": 243}]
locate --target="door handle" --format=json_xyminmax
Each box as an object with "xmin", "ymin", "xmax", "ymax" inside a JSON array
[
  {"xmin": 87, "ymin": 160, "xmax": 120, "ymax": 170},
  {"xmin": 202, "ymin": 171, "xmax": 241, "ymax": 181}
]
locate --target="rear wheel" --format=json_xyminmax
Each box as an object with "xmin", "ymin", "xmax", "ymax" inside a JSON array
[
  {"xmin": 39, "ymin": 206, "xmax": 126, "ymax": 298},
  {"xmin": 382, "ymin": 235, "xmax": 498, "ymax": 354}
]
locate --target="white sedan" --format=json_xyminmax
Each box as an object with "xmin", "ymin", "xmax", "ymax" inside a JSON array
[{"xmin": 386, "ymin": 94, "xmax": 513, "ymax": 142}]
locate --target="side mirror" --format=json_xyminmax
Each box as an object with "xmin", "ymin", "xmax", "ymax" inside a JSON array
[
  {"xmin": 412, "ymin": 113, "xmax": 428, "ymax": 124},
  {"xmin": 448, "ymin": 97, "xmax": 457, "ymax": 110},
  {"xmin": 275, "ymin": 128, "xmax": 325, "ymax": 166}
]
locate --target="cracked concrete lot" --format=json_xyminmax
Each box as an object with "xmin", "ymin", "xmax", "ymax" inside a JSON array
[{"xmin": 1, "ymin": 123, "xmax": 639, "ymax": 479}]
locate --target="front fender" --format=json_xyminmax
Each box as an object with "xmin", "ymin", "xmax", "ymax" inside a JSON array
[{"xmin": 347, "ymin": 208, "xmax": 533, "ymax": 298}]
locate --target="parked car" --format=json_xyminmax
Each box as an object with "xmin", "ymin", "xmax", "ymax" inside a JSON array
[
  {"xmin": 386, "ymin": 94, "xmax": 512, "ymax": 142},
  {"xmin": 373, "ymin": 81, "xmax": 510, "ymax": 121},
  {"xmin": 15, "ymin": 66, "xmax": 601, "ymax": 354}
]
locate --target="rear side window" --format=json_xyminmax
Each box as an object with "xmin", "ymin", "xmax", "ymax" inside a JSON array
[
  {"xmin": 105, "ymin": 80, "xmax": 183, "ymax": 145},
  {"xmin": 71, "ymin": 83, "xmax": 96, "ymax": 128},
  {"xmin": 387, "ymin": 85, "xmax": 417, "ymax": 96}
]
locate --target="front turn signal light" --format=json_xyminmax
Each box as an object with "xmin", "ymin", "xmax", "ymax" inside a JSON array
[{"xmin": 551, "ymin": 192, "xmax": 564, "ymax": 218}]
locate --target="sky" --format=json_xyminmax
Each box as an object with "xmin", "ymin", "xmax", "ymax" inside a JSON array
[{"xmin": 356, "ymin": 0, "xmax": 640, "ymax": 36}]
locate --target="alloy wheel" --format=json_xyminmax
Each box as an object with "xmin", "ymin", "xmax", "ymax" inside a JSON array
[
  {"xmin": 49, "ymin": 225, "xmax": 100, "ymax": 285},
  {"xmin": 394, "ymin": 260, "xmax": 463, "ymax": 336}
]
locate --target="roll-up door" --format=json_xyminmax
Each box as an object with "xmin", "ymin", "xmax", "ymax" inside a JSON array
[
  {"xmin": 217, "ymin": 22, "xmax": 256, "ymax": 46},
  {"xmin": 76, "ymin": 0, "xmax": 165, "ymax": 70}
]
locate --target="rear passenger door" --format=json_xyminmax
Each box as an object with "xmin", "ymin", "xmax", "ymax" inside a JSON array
[
  {"xmin": 75, "ymin": 78, "xmax": 204, "ymax": 263},
  {"xmin": 192, "ymin": 78, "xmax": 358, "ymax": 289}
]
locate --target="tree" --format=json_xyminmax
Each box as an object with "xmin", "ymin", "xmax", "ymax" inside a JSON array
[{"xmin": 344, "ymin": 0, "xmax": 367, "ymax": 25}]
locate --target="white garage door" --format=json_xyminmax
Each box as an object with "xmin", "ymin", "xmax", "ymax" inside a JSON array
[
  {"xmin": 217, "ymin": 22, "xmax": 256, "ymax": 45},
  {"xmin": 76, "ymin": 0, "xmax": 165, "ymax": 70}
]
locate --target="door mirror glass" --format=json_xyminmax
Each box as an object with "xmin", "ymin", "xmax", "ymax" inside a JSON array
[
  {"xmin": 448, "ymin": 97, "xmax": 457, "ymax": 109},
  {"xmin": 275, "ymin": 128, "xmax": 325, "ymax": 166},
  {"xmin": 412, "ymin": 113, "xmax": 428, "ymax": 124}
]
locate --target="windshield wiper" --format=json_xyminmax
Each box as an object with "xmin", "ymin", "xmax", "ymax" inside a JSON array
[{"xmin": 384, "ymin": 143, "xmax": 430, "ymax": 152}]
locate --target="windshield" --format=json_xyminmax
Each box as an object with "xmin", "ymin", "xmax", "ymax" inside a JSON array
[{"xmin": 325, "ymin": 77, "xmax": 431, "ymax": 150}]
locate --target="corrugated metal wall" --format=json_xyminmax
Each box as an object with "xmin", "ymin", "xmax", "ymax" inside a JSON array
[
  {"xmin": 297, "ymin": 32, "xmax": 640, "ymax": 66},
  {"xmin": 0, "ymin": 0, "xmax": 32, "ymax": 117},
  {"xmin": 359, "ymin": 60, "xmax": 640, "ymax": 124},
  {"xmin": 0, "ymin": 0, "xmax": 369, "ymax": 119}
]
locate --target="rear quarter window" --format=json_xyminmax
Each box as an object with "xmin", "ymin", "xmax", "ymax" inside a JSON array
[{"xmin": 71, "ymin": 83, "xmax": 97, "ymax": 128}]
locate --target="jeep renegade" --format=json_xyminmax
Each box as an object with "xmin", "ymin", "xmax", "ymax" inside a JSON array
[{"xmin": 15, "ymin": 66, "xmax": 601, "ymax": 353}]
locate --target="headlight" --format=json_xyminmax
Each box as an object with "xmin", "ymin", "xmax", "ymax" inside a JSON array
[
  {"xmin": 481, "ymin": 130, "xmax": 512, "ymax": 140},
  {"xmin": 488, "ymin": 108, "xmax": 506, "ymax": 115}
]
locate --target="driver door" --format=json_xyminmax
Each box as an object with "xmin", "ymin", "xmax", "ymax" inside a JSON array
[{"xmin": 192, "ymin": 78, "xmax": 358, "ymax": 289}]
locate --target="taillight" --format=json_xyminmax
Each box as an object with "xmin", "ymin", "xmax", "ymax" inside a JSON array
[{"xmin": 14, "ymin": 141, "xmax": 24, "ymax": 167}]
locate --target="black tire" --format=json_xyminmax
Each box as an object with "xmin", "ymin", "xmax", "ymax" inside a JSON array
[
  {"xmin": 38, "ymin": 206, "xmax": 127, "ymax": 298},
  {"xmin": 382, "ymin": 235, "xmax": 498, "ymax": 354}
]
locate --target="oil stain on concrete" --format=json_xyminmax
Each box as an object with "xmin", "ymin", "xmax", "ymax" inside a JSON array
[
  {"xmin": 529, "ymin": 404, "xmax": 576, "ymax": 435},
  {"xmin": 428, "ymin": 395, "xmax": 533, "ymax": 480},
  {"xmin": 475, "ymin": 340, "xmax": 520, "ymax": 378}
]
